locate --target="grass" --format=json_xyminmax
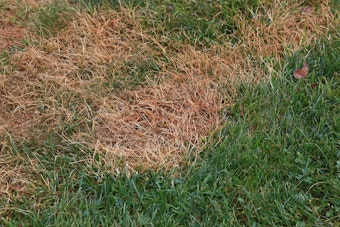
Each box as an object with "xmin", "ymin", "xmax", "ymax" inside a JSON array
[
  {"xmin": 106, "ymin": 58, "xmax": 161, "ymax": 90},
  {"xmin": 126, "ymin": 0, "xmax": 258, "ymax": 46},
  {"xmin": 1, "ymin": 0, "xmax": 339, "ymax": 226},
  {"xmin": 31, "ymin": 1, "xmax": 75, "ymax": 37},
  {"xmin": 71, "ymin": 0, "xmax": 259, "ymax": 47},
  {"xmin": 0, "ymin": 51, "xmax": 10, "ymax": 70},
  {"xmin": 1, "ymin": 34, "xmax": 339, "ymax": 226}
]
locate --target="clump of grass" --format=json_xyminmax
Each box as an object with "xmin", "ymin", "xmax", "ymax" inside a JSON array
[
  {"xmin": 124, "ymin": 0, "xmax": 259, "ymax": 47},
  {"xmin": 0, "ymin": 137, "xmax": 41, "ymax": 216},
  {"xmin": 0, "ymin": 0, "xmax": 31, "ymax": 52},
  {"xmin": 0, "ymin": 136, "xmax": 94, "ymax": 226},
  {"xmin": 71, "ymin": 0, "xmax": 121, "ymax": 11},
  {"xmin": 31, "ymin": 1, "xmax": 75, "ymax": 37},
  {"xmin": 234, "ymin": 0, "xmax": 337, "ymax": 59},
  {"xmin": 74, "ymin": 0, "xmax": 259, "ymax": 46},
  {"xmin": 106, "ymin": 58, "xmax": 161, "ymax": 90},
  {"xmin": 95, "ymin": 73, "xmax": 222, "ymax": 171},
  {"xmin": 285, "ymin": 36, "xmax": 340, "ymax": 79},
  {"xmin": 0, "ymin": 51, "xmax": 11, "ymax": 69}
]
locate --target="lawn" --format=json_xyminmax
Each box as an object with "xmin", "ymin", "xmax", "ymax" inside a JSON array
[{"xmin": 0, "ymin": 0, "xmax": 339, "ymax": 226}]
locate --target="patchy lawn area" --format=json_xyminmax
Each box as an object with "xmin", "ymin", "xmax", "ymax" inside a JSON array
[{"xmin": 1, "ymin": 0, "xmax": 339, "ymax": 225}]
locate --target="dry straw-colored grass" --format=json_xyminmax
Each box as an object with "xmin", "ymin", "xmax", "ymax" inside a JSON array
[
  {"xmin": 0, "ymin": 1, "xmax": 27, "ymax": 51},
  {"xmin": 0, "ymin": 0, "xmax": 59, "ymax": 50},
  {"xmin": 235, "ymin": 1, "xmax": 336, "ymax": 58},
  {"xmin": 1, "ymin": 1, "xmax": 337, "ymax": 173}
]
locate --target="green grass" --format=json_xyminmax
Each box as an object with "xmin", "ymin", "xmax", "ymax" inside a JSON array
[
  {"xmin": 104, "ymin": 58, "xmax": 161, "ymax": 91},
  {"xmin": 0, "ymin": 51, "xmax": 10, "ymax": 69},
  {"xmin": 1, "ymin": 36, "xmax": 339, "ymax": 226},
  {"xmin": 73, "ymin": 0, "xmax": 259, "ymax": 47},
  {"xmin": 31, "ymin": 1, "xmax": 75, "ymax": 37},
  {"xmin": 0, "ymin": 50, "xmax": 20, "ymax": 74}
]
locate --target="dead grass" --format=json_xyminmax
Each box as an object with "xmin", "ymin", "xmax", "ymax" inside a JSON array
[
  {"xmin": 0, "ymin": 1, "xmax": 338, "ymax": 173},
  {"xmin": 0, "ymin": 1, "xmax": 27, "ymax": 51},
  {"xmin": 0, "ymin": 139, "xmax": 39, "ymax": 210},
  {"xmin": 94, "ymin": 72, "xmax": 221, "ymax": 170},
  {"xmin": 235, "ymin": 0, "xmax": 336, "ymax": 59},
  {"xmin": 0, "ymin": 0, "xmax": 55, "ymax": 50}
]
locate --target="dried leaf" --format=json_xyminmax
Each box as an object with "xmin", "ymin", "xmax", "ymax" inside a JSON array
[{"xmin": 293, "ymin": 62, "xmax": 309, "ymax": 79}]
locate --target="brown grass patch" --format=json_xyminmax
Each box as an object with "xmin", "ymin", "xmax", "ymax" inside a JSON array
[
  {"xmin": 0, "ymin": 0, "xmax": 58, "ymax": 51},
  {"xmin": 1, "ymin": 1, "xmax": 337, "ymax": 173},
  {"xmin": 235, "ymin": 0, "xmax": 336, "ymax": 59},
  {"xmin": 94, "ymin": 73, "xmax": 221, "ymax": 170},
  {"xmin": 0, "ymin": 25, "xmax": 27, "ymax": 51},
  {"xmin": 0, "ymin": 1, "xmax": 27, "ymax": 51}
]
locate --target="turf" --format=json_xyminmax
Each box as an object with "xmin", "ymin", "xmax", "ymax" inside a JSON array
[
  {"xmin": 0, "ymin": 0, "xmax": 339, "ymax": 226},
  {"xmin": 1, "ymin": 35, "xmax": 339, "ymax": 226}
]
